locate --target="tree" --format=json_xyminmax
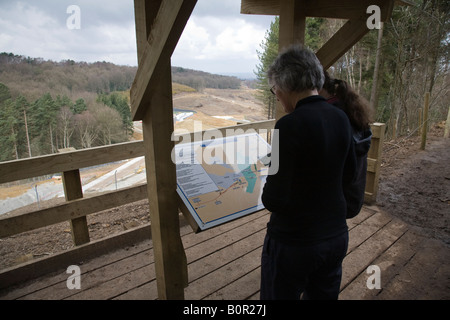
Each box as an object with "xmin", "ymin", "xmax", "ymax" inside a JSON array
[
  {"xmin": 91, "ymin": 103, "xmax": 127, "ymax": 145},
  {"xmin": 97, "ymin": 92, "xmax": 133, "ymax": 136},
  {"xmin": 15, "ymin": 95, "xmax": 32, "ymax": 157},
  {"xmin": 254, "ymin": 17, "xmax": 279, "ymax": 117},
  {"xmin": 74, "ymin": 110, "xmax": 98, "ymax": 149},
  {"xmin": 58, "ymin": 106, "xmax": 75, "ymax": 149},
  {"xmin": 0, "ymin": 84, "xmax": 27, "ymax": 161},
  {"xmin": 30, "ymin": 93, "xmax": 59, "ymax": 154},
  {"xmin": 254, "ymin": 17, "xmax": 325, "ymax": 117},
  {"xmin": 73, "ymin": 98, "xmax": 87, "ymax": 114}
]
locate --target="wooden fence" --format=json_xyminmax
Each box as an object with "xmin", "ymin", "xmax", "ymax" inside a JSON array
[{"xmin": 0, "ymin": 120, "xmax": 384, "ymax": 248}]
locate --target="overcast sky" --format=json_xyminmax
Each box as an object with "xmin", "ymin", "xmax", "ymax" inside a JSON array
[{"xmin": 0, "ymin": 0, "xmax": 275, "ymax": 77}]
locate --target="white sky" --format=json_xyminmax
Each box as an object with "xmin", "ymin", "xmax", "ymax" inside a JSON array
[{"xmin": 0, "ymin": 0, "xmax": 275, "ymax": 77}]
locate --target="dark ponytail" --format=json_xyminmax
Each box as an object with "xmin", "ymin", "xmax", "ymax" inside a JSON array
[{"xmin": 323, "ymin": 71, "xmax": 372, "ymax": 131}]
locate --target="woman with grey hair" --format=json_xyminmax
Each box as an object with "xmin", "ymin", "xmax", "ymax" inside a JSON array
[{"xmin": 261, "ymin": 45, "xmax": 357, "ymax": 300}]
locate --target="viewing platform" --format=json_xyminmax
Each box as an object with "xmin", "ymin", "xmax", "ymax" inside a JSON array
[{"xmin": 1, "ymin": 205, "xmax": 447, "ymax": 300}]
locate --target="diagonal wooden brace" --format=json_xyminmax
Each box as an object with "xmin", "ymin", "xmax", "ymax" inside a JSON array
[{"xmin": 131, "ymin": 0, "xmax": 197, "ymax": 121}]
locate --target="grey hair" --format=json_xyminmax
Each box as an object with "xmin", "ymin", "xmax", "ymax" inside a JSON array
[{"xmin": 267, "ymin": 45, "xmax": 324, "ymax": 92}]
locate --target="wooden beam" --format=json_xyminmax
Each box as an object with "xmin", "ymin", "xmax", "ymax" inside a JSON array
[
  {"xmin": 63, "ymin": 169, "xmax": 90, "ymax": 246},
  {"xmin": 142, "ymin": 60, "xmax": 188, "ymax": 299},
  {"xmin": 316, "ymin": 19, "xmax": 370, "ymax": 70},
  {"xmin": 276, "ymin": 0, "xmax": 306, "ymax": 120},
  {"xmin": 278, "ymin": 0, "xmax": 306, "ymax": 50},
  {"xmin": 133, "ymin": 0, "xmax": 191, "ymax": 300},
  {"xmin": 130, "ymin": 0, "xmax": 197, "ymax": 121},
  {"xmin": 241, "ymin": 0, "xmax": 395, "ymax": 21},
  {"xmin": 0, "ymin": 184, "xmax": 147, "ymax": 238},
  {"xmin": 134, "ymin": 0, "xmax": 161, "ymax": 64},
  {"xmin": 0, "ymin": 141, "xmax": 144, "ymax": 184},
  {"xmin": 364, "ymin": 123, "xmax": 385, "ymax": 204}
]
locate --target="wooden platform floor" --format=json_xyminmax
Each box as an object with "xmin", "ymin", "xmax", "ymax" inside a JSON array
[{"xmin": 0, "ymin": 206, "xmax": 448, "ymax": 300}]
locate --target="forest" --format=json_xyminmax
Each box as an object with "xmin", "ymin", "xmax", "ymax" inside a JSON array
[
  {"xmin": 255, "ymin": 0, "xmax": 449, "ymax": 138},
  {"xmin": 0, "ymin": 53, "xmax": 241, "ymax": 162}
]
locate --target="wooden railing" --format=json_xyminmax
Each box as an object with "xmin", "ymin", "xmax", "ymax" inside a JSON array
[
  {"xmin": 0, "ymin": 120, "xmax": 384, "ymax": 247},
  {"xmin": 0, "ymin": 120, "xmax": 276, "ymax": 245}
]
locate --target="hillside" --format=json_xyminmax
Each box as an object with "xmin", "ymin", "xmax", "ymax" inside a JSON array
[
  {"xmin": 0, "ymin": 53, "xmax": 261, "ymax": 162},
  {"xmin": 0, "ymin": 53, "xmax": 243, "ymax": 101}
]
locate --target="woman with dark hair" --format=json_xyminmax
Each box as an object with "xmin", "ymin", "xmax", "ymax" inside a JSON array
[
  {"xmin": 320, "ymin": 71, "xmax": 373, "ymax": 218},
  {"xmin": 260, "ymin": 45, "xmax": 357, "ymax": 300}
]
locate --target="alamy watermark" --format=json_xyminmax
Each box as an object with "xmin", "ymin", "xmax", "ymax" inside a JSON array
[
  {"xmin": 366, "ymin": 265, "xmax": 381, "ymax": 290},
  {"xmin": 171, "ymin": 121, "xmax": 279, "ymax": 175},
  {"xmin": 66, "ymin": 265, "xmax": 81, "ymax": 290},
  {"xmin": 367, "ymin": 5, "xmax": 382, "ymax": 30},
  {"xmin": 66, "ymin": 5, "xmax": 81, "ymax": 30}
]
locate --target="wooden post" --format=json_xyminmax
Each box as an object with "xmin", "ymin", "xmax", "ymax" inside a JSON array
[
  {"xmin": 62, "ymin": 169, "xmax": 90, "ymax": 245},
  {"xmin": 275, "ymin": 0, "xmax": 306, "ymax": 121},
  {"xmin": 418, "ymin": 108, "xmax": 423, "ymax": 136},
  {"xmin": 364, "ymin": 123, "xmax": 386, "ymax": 204},
  {"xmin": 142, "ymin": 61, "xmax": 188, "ymax": 299},
  {"xmin": 420, "ymin": 92, "xmax": 430, "ymax": 150},
  {"xmin": 132, "ymin": 0, "xmax": 192, "ymax": 300},
  {"xmin": 444, "ymin": 107, "xmax": 450, "ymax": 138}
]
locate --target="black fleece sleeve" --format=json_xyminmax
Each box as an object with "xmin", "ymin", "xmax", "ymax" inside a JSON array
[{"xmin": 261, "ymin": 117, "xmax": 296, "ymax": 213}]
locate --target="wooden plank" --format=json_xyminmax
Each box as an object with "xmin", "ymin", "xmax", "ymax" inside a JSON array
[
  {"xmin": 130, "ymin": 0, "xmax": 197, "ymax": 120},
  {"xmin": 134, "ymin": 0, "xmax": 161, "ymax": 64},
  {"xmin": 376, "ymin": 237, "xmax": 450, "ymax": 300},
  {"xmin": 63, "ymin": 169, "xmax": 89, "ymax": 246},
  {"xmin": 141, "ymin": 59, "xmax": 188, "ymax": 299},
  {"xmin": 316, "ymin": 19, "xmax": 370, "ymax": 70},
  {"xmin": 0, "ymin": 224, "xmax": 152, "ymax": 295},
  {"xmin": 66, "ymin": 253, "xmax": 156, "ymax": 300},
  {"xmin": 341, "ymin": 217, "xmax": 408, "ymax": 290},
  {"xmin": 364, "ymin": 123, "xmax": 385, "ymax": 204},
  {"xmin": 241, "ymin": 0, "xmax": 395, "ymax": 21},
  {"xmin": 0, "ymin": 141, "xmax": 144, "ymax": 184},
  {"xmin": 0, "ymin": 184, "xmax": 147, "ymax": 238},
  {"xmin": 347, "ymin": 209, "xmax": 392, "ymax": 254},
  {"xmin": 132, "ymin": 0, "xmax": 197, "ymax": 300},
  {"xmin": 186, "ymin": 220, "xmax": 267, "ymax": 279},
  {"xmin": 114, "ymin": 211, "xmax": 269, "ymax": 300},
  {"xmin": 340, "ymin": 230, "xmax": 423, "ymax": 299},
  {"xmin": 367, "ymin": 158, "xmax": 377, "ymax": 173},
  {"xmin": 204, "ymin": 267, "xmax": 261, "ymax": 300},
  {"xmin": 185, "ymin": 247, "xmax": 262, "ymax": 300},
  {"xmin": 278, "ymin": 0, "xmax": 306, "ymax": 51},
  {"xmin": 70, "ymin": 211, "xmax": 267, "ymax": 300},
  {"xmin": 11, "ymin": 222, "xmax": 193, "ymax": 300}
]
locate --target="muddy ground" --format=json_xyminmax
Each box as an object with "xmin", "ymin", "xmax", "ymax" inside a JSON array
[{"xmin": 377, "ymin": 124, "xmax": 449, "ymax": 245}]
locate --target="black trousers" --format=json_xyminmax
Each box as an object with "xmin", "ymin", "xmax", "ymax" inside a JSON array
[{"xmin": 260, "ymin": 232, "xmax": 348, "ymax": 300}]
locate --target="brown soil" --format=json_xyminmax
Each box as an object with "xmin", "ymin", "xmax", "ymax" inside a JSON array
[{"xmin": 377, "ymin": 124, "xmax": 449, "ymax": 245}]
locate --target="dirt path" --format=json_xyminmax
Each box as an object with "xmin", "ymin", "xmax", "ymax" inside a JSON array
[{"xmin": 377, "ymin": 126, "xmax": 449, "ymax": 244}]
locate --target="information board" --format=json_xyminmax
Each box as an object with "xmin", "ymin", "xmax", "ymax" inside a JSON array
[{"xmin": 175, "ymin": 133, "xmax": 271, "ymax": 231}]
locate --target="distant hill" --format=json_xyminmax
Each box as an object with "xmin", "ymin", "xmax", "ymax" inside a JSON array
[
  {"xmin": 171, "ymin": 66, "xmax": 241, "ymax": 90},
  {"xmin": 0, "ymin": 53, "xmax": 242, "ymax": 102}
]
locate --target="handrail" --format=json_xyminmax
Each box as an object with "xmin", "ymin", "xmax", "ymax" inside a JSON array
[{"xmin": 0, "ymin": 119, "xmax": 276, "ymax": 242}]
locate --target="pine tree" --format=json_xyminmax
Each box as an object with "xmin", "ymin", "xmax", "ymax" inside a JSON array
[{"xmin": 254, "ymin": 17, "xmax": 325, "ymax": 118}]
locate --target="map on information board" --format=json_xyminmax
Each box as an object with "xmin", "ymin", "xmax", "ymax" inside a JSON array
[{"xmin": 175, "ymin": 133, "xmax": 271, "ymax": 231}]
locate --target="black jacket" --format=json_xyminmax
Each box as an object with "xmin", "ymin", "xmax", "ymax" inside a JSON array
[
  {"xmin": 327, "ymin": 97, "xmax": 372, "ymax": 219},
  {"xmin": 262, "ymin": 95, "xmax": 357, "ymax": 245}
]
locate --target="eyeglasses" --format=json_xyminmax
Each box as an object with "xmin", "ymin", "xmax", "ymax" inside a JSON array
[{"xmin": 270, "ymin": 85, "xmax": 276, "ymax": 95}]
